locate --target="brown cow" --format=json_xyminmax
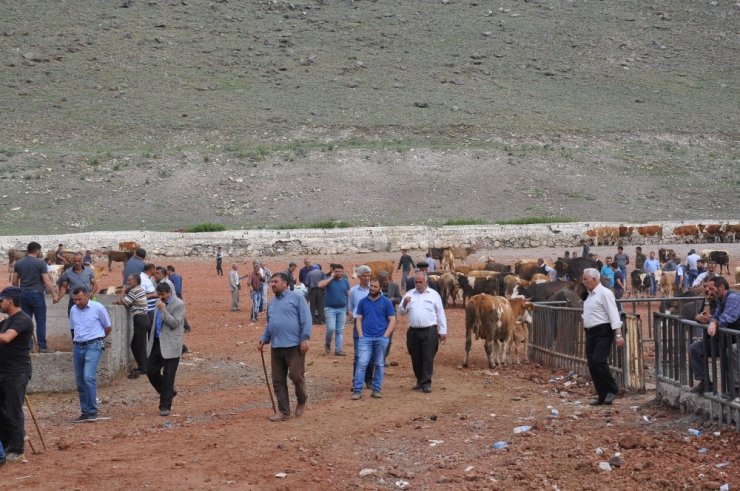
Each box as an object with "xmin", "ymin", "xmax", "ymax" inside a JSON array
[
  {"xmin": 453, "ymin": 263, "xmax": 486, "ymax": 275},
  {"xmin": 618, "ymin": 226, "xmax": 634, "ymax": 244},
  {"xmin": 7, "ymin": 248, "xmax": 27, "ymax": 278},
  {"xmin": 507, "ymin": 297, "xmax": 533, "ymax": 365},
  {"xmin": 503, "ymin": 274, "xmax": 521, "ymax": 298},
  {"xmin": 636, "ymin": 225, "xmax": 663, "ymax": 244},
  {"xmin": 45, "ymin": 249, "xmax": 78, "ymax": 265},
  {"xmin": 463, "ymin": 294, "xmax": 516, "ymax": 368},
  {"xmin": 585, "ymin": 227, "xmax": 619, "ymax": 246},
  {"xmin": 107, "ymin": 250, "xmax": 134, "ymax": 271},
  {"xmin": 672, "ymin": 225, "xmax": 700, "ymax": 243},
  {"xmin": 118, "ymin": 241, "xmax": 140, "ymax": 252},
  {"xmin": 513, "ymin": 259, "xmax": 539, "ymax": 281},
  {"xmin": 735, "ymin": 266, "xmax": 740, "ymax": 285},
  {"xmin": 352, "ymin": 260, "xmax": 394, "ymax": 280},
  {"xmin": 436, "ymin": 272, "xmax": 460, "ymax": 308}
]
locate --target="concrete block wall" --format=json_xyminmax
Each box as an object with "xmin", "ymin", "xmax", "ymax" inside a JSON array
[{"xmin": 27, "ymin": 296, "xmax": 133, "ymax": 394}]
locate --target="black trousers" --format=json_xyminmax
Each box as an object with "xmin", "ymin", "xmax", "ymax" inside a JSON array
[
  {"xmin": 406, "ymin": 326, "xmax": 439, "ymax": 387},
  {"xmin": 585, "ymin": 324, "xmax": 619, "ymax": 401},
  {"xmin": 271, "ymin": 346, "xmax": 307, "ymax": 416},
  {"xmin": 216, "ymin": 260, "xmax": 223, "ymax": 276},
  {"xmin": 0, "ymin": 371, "xmax": 30, "ymax": 454},
  {"xmin": 146, "ymin": 338, "xmax": 180, "ymax": 410},
  {"xmin": 308, "ymin": 287, "xmax": 325, "ymax": 324},
  {"xmin": 131, "ymin": 314, "xmax": 150, "ymax": 372}
]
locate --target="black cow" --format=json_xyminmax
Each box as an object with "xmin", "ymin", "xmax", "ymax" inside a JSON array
[
  {"xmin": 514, "ymin": 280, "xmax": 576, "ymax": 302},
  {"xmin": 456, "ymin": 274, "xmax": 500, "ymax": 305},
  {"xmin": 484, "ymin": 261, "xmax": 512, "ymax": 274},
  {"xmin": 554, "ymin": 257, "xmax": 598, "ymax": 281}
]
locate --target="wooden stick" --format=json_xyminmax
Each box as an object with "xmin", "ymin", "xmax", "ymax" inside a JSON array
[
  {"xmin": 24, "ymin": 395, "xmax": 47, "ymax": 451},
  {"xmin": 260, "ymin": 349, "xmax": 277, "ymax": 414}
]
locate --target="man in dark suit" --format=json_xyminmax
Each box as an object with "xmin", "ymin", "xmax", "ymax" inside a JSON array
[{"xmin": 146, "ymin": 282, "xmax": 185, "ymax": 416}]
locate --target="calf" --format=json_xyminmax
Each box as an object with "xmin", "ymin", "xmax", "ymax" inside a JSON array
[
  {"xmin": 507, "ymin": 296, "xmax": 533, "ymax": 365},
  {"xmin": 463, "ymin": 294, "xmax": 515, "ymax": 368},
  {"xmin": 659, "ymin": 271, "xmax": 676, "ymax": 298},
  {"xmin": 352, "ymin": 260, "xmax": 394, "ymax": 280}
]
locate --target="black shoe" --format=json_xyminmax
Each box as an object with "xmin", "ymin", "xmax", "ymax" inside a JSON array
[
  {"xmin": 422, "ymin": 385, "xmax": 432, "ymax": 393},
  {"xmin": 73, "ymin": 414, "xmax": 89, "ymax": 423},
  {"xmin": 181, "ymin": 345, "xmax": 189, "ymax": 354},
  {"xmin": 690, "ymin": 382, "xmax": 711, "ymax": 394},
  {"xmin": 412, "ymin": 384, "xmax": 422, "ymax": 391},
  {"xmin": 604, "ymin": 392, "xmax": 617, "ymax": 405},
  {"xmin": 589, "ymin": 400, "xmax": 605, "ymax": 406}
]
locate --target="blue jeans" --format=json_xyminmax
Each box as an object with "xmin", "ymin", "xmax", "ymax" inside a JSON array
[
  {"xmin": 73, "ymin": 339, "xmax": 104, "ymax": 416},
  {"xmin": 353, "ymin": 336, "xmax": 389, "ymax": 393},
  {"xmin": 20, "ymin": 290, "xmax": 47, "ymax": 349},
  {"xmin": 324, "ymin": 307, "xmax": 347, "ymax": 353},
  {"xmin": 0, "ymin": 440, "xmax": 4, "ymax": 460},
  {"xmin": 251, "ymin": 291, "xmax": 263, "ymax": 320}
]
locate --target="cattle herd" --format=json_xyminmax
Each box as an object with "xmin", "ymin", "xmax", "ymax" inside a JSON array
[{"xmin": 584, "ymin": 222, "xmax": 740, "ymax": 246}]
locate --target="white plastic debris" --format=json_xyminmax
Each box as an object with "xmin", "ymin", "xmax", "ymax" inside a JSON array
[
  {"xmin": 595, "ymin": 447, "xmax": 605, "ymax": 455},
  {"xmin": 395, "ymin": 480, "xmax": 410, "ymax": 489},
  {"xmin": 428, "ymin": 439, "xmax": 445, "ymax": 447},
  {"xmin": 513, "ymin": 425, "xmax": 531, "ymax": 434},
  {"xmin": 275, "ymin": 472, "xmax": 288, "ymax": 478},
  {"xmin": 598, "ymin": 462, "xmax": 612, "ymax": 472},
  {"xmin": 465, "ymin": 466, "xmax": 474, "ymax": 472},
  {"xmin": 359, "ymin": 468, "xmax": 376, "ymax": 477}
]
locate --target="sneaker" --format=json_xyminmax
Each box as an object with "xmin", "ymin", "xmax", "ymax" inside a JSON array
[
  {"xmin": 371, "ymin": 391, "xmax": 382, "ymax": 398},
  {"xmin": 335, "ymin": 351, "xmax": 347, "ymax": 357},
  {"xmin": 269, "ymin": 413, "xmax": 290, "ymax": 422},
  {"xmin": 412, "ymin": 384, "xmax": 422, "ymax": 391},
  {"xmin": 604, "ymin": 392, "xmax": 617, "ymax": 405},
  {"xmin": 325, "ymin": 345, "xmax": 331, "ymax": 354},
  {"xmin": 422, "ymin": 385, "xmax": 432, "ymax": 393},
  {"xmin": 38, "ymin": 348, "xmax": 53, "ymax": 354},
  {"xmin": 73, "ymin": 414, "xmax": 89, "ymax": 423},
  {"xmin": 4, "ymin": 452, "xmax": 24, "ymax": 463},
  {"xmin": 351, "ymin": 392, "xmax": 362, "ymax": 400},
  {"xmin": 85, "ymin": 414, "xmax": 100, "ymax": 422},
  {"xmin": 588, "ymin": 400, "xmax": 605, "ymax": 406}
]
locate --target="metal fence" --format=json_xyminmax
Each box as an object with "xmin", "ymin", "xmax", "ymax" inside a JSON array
[
  {"xmin": 653, "ymin": 312, "xmax": 740, "ymax": 430},
  {"xmin": 529, "ymin": 304, "xmax": 645, "ymax": 392}
]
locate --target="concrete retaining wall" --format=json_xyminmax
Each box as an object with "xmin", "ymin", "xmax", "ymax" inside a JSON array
[
  {"xmin": 28, "ymin": 296, "xmax": 133, "ymax": 393},
  {"xmin": 1, "ymin": 221, "xmax": 731, "ymax": 259}
]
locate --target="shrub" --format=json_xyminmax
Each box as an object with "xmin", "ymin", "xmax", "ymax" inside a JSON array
[{"xmin": 186, "ymin": 223, "xmax": 227, "ymax": 233}]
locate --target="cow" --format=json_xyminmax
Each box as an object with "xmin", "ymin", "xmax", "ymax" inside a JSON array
[
  {"xmin": 457, "ymin": 274, "xmax": 501, "ymax": 304},
  {"xmin": 660, "ymin": 287, "xmax": 704, "ymax": 318},
  {"xmin": 630, "ymin": 270, "xmax": 651, "ymax": 298},
  {"xmin": 547, "ymin": 288, "xmax": 584, "ymax": 308},
  {"xmin": 507, "ymin": 296, "xmax": 534, "ymax": 365},
  {"xmin": 618, "ymin": 226, "xmax": 634, "ymax": 244},
  {"xmin": 352, "ymin": 260, "xmax": 394, "ymax": 280},
  {"xmin": 46, "ymin": 249, "xmax": 77, "ymax": 265},
  {"xmin": 585, "ymin": 226, "xmax": 619, "ymax": 246},
  {"xmin": 118, "ymin": 241, "xmax": 140, "ymax": 252},
  {"xmin": 7, "ymin": 248, "xmax": 27, "ymax": 279},
  {"xmin": 436, "ymin": 272, "xmax": 460, "ymax": 308},
  {"xmin": 736, "ymin": 266, "xmax": 740, "ymax": 285},
  {"xmin": 659, "ymin": 271, "xmax": 676, "ymax": 298},
  {"xmin": 453, "ymin": 262, "xmax": 486, "ymax": 275},
  {"xmin": 700, "ymin": 250, "xmax": 730, "ymax": 275},
  {"xmin": 553, "ymin": 257, "xmax": 597, "ymax": 282},
  {"xmin": 513, "ymin": 259, "xmax": 539, "ymax": 281},
  {"xmin": 503, "ymin": 274, "xmax": 521, "ymax": 298},
  {"xmin": 429, "ymin": 246, "xmax": 476, "ymax": 261},
  {"xmin": 636, "ymin": 225, "xmax": 663, "ymax": 244},
  {"xmin": 658, "ymin": 248, "xmax": 676, "ymax": 264},
  {"xmin": 722, "ymin": 224, "xmax": 740, "ymax": 242},
  {"xmin": 672, "ymin": 224, "xmax": 700, "ymax": 243},
  {"xmin": 514, "ymin": 280, "xmax": 576, "ymax": 302},
  {"xmin": 463, "ymin": 294, "xmax": 516, "ymax": 368},
  {"xmin": 442, "ymin": 249, "xmax": 455, "ymax": 271},
  {"xmin": 107, "ymin": 250, "xmax": 134, "ymax": 271},
  {"xmin": 484, "ymin": 261, "xmax": 512, "ymax": 274},
  {"xmin": 698, "ymin": 223, "xmax": 727, "ymax": 243},
  {"xmin": 100, "ymin": 285, "xmax": 125, "ymax": 295}
]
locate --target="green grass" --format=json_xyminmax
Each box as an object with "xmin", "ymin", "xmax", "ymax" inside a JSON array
[
  {"xmin": 185, "ymin": 223, "xmax": 227, "ymax": 233},
  {"xmin": 496, "ymin": 216, "xmax": 575, "ymax": 225},
  {"xmin": 443, "ymin": 218, "xmax": 488, "ymax": 226}
]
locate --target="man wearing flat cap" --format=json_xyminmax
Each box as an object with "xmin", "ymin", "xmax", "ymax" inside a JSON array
[{"xmin": 0, "ymin": 287, "xmax": 34, "ymax": 462}]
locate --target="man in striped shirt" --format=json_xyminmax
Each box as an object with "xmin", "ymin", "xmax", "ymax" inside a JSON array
[{"xmin": 116, "ymin": 274, "xmax": 149, "ymax": 379}]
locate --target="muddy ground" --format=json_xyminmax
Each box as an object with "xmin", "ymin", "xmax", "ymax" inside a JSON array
[{"xmin": 2, "ymin": 243, "xmax": 740, "ymax": 489}]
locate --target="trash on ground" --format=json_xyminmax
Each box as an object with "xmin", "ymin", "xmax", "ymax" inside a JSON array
[
  {"xmin": 275, "ymin": 472, "xmax": 288, "ymax": 478},
  {"xmin": 598, "ymin": 462, "xmax": 612, "ymax": 472},
  {"xmin": 688, "ymin": 428, "xmax": 702, "ymax": 437},
  {"xmin": 492, "ymin": 441, "xmax": 508, "ymax": 450},
  {"xmin": 513, "ymin": 425, "xmax": 531, "ymax": 434},
  {"xmin": 359, "ymin": 468, "xmax": 376, "ymax": 477}
]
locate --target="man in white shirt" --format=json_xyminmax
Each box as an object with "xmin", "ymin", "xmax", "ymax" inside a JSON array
[
  {"xmin": 228, "ymin": 264, "xmax": 241, "ymax": 311},
  {"xmin": 582, "ymin": 268, "xmax": 624, "ymax": 406},
  {"xmin": 692, "ymin": 261, "xmax": 717, "ymax": 288},
  {"xmin": 399, "ymin": 272, "xmax": 448, "ymax": 393},
  {"xmin": 686, "ymin": 249, "xmax": 702, "ymax": 286}
]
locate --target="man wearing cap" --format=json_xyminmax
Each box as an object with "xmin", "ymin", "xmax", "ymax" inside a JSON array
[
  {"xmin": 69, "ymin": 287, "xmax": 112, "ymax": 422},
  {"xmin": 397, "ymin": 249, "xmax": 415, "ymax": 293},
  {"xmin": 11, "ymin": 241, "xmax": 54, "ymax": 352},
  {"xmin": 0, "ymin": 287, "xmax": 34, "ymax": 462},
  {"xmin": 399, "ymin": 272, "xmax": 448, "ymax": 393},
  {"xmin": 406, "ymin": 262, "xmax": 429, "ymax": 292},
  {"xmin": 55, "ymin": 252, "xmax": 97, "ymax": 316}
]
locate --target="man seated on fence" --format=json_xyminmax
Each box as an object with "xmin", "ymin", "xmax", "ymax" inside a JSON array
[
  {"xmin": 691, "ymin": 261, "xmax": 717, "ymax": 288},
  {"xmin": 707, "ymin": 277, "xmax": 740, "ymax": 400},
  {"xmin": 688, "ymin": 278, "xmax": 720, "ymax": 393}
]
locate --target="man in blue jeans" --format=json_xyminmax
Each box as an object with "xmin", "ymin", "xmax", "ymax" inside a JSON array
[
  {"xmin": 11, "ymin": 241, "xmax": 54, "ymax": 352},
  {"xmin": 352, "ymin": 279, "xmax": 396, "ymax": 399},
  {"xmin": 318, "ymin": 264, "xmax": 350, "ymax": 355},
  {"xmin": 69, "ymin": 287, "xmax": 111, "ymax": 422}
]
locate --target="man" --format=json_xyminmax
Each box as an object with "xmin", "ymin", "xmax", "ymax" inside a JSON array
[
  {"xmin": 285, "ymin": 261, "xmax": 298, "ymax": 290},
  {"xmin": 349, "ymin": 265, "xmax": 372, "ymax": 385},
  {"xmin": 674, "ymin": 255, "xmax": 686, "ymax": 293},
  {"xmin": 55, "ymin": 243, "xmax": 67, "ymax": 265},
  {"xmin": 663, "ymin": 253, "xmax": 678, "ymax": 272},
  {"xmin": 634, "ymin": 247, "xmax": 646, "ymax": 273},
  {"xmin": 141, "ymin": 263, "xmax": 158, "ymax": 322},
  {"xmin": 254, "ymin": 260, "xmax": 272, "ymax": 313},
  {"xmin": 166, "ymin": 265, "xmax": 183, "ymax": 299},
  {"xmin": 424, "ymin": 252, "xmax": 437, "ymax": 272},
  {"xmin": 352, "ymin": 279, "xmax": 396, "ymax": 399},
  {"xmin": 588, "ymin": 253, "xmax": 603, "ymax": 273},
  {"xmin": 707, "ymin": 277, "xmax": 740, "ymax": 400},
  {"xmin": 537, "ymin": 258, "xmax": 557, "ymax": 282},
  {"xmin": 686, "ymin": 249, "xmax": 702, "ymax": 288},
  {"xmin": 83, "ymin": 250, "xmax": 94, "ymax": 266},
  {"xmin": 122, "ymin": 248, "xmax": 147, "ymax": 286},
  {"xmin": 581, "ymin": 239, "xmax": 591, "ymax": 258},
  {"xmin": 644, "ymin": 251, "xmax": 661, "ymax": 296},
  {"xmin": 688, "ymin": 278, "xmax": 719, "ymax": 393},
  {"xmin": 0, "ymin": 287, "xmax": 33, "ymax": 462},
  {"xmin": 600, "ymin": 256, "xmax": 615, "ymax": 288},
  {"xmin": 146, "ymin": 283, "xmax": 185, "ymax": 416},
  {"xmin": 614, "ymin": 246, "xmax": 630, "ymax": 281},
  {"xmin": 581, "ymin": 268, "xmax": 623, "ymax": 406},
  {"xmin": 318, "ymin": 264, "xmax": 351, "ymax": 355},
  {"xmin": 299, "ymin": 258, "xmax": 318, "ymax": 286},
  {"xmin": 692, "ymin": 261, "xmax": 718, "ymax": 288},
  {"xmin": 306, "ymin": 264, "xmax": 326, "ymax": 325},
  {"xmin": 399, "ymin": 272, "xmax": 448, "ymax": 393},
  {"xmin": 115, "ymin": 274, "xmax": 149, "ymax": 379},
  {"xmin": 247, "ymin": 262, "xmax": 265, "ymax": 322},
  {"xmin": 12, "ymin": 241, "xmax": 54, "ymax": 352},
  {"xmin": 397, "ymin": 249, "xmax": 415, "ymax": 292},
  {"xmin": 611, "ymin": 262, "xmax": 626, "ymax": 309},
  {"xmin": 69, "ymin": 287, "xmax": 112, "ymax": 422},
  {"xmin": 55, "ymin": 253, "xmax": 97, "ymax": 316},
  {"xmin": 216, "ymin": 246, "xmax": 224, "ymax": 276},
  {"xmin": 154, "ymin": 266, "xmax": 176, "ymax": 293},
  {"xmin": 258, "ymin": 273, "xmax": 312, "ymax": 421},
  {"xmin": 228, "ymin": 264, "xmax": 241, "ymax": 311}
]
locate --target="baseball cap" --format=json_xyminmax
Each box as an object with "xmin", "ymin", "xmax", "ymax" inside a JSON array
[{"xmin": 0, "ymin": 286, "xmax": 22, "ymax": 301}]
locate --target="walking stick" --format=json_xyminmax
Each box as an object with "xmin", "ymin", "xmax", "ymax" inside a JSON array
[
  {"xmin": 24, "ymin": 395, "xmax": 47, "ymax": 451},
  {"xmin": 260, "ymin": 349, "xmax": 277, "ymax": 414}
]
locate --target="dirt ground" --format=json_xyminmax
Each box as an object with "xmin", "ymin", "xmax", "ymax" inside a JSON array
[{"xmin": 3, "ymin": 244, "xmax": 740, "ymax": 490}]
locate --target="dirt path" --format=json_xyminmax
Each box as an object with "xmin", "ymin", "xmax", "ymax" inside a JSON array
[{"xmin": 3, "ymin": 248, "xmax": 740, "ymax": 490}]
